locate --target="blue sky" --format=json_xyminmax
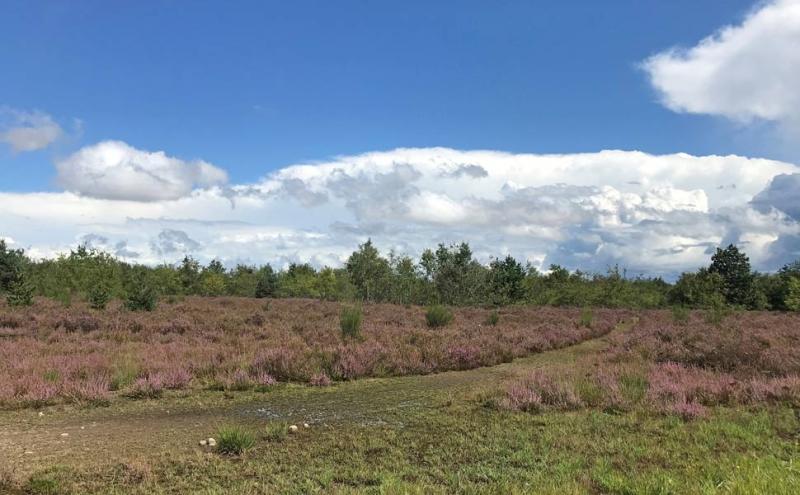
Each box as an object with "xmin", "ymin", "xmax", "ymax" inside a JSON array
[
  {"xmin": 1, "ymin": 0, "xmax": 767, "ymax": 188},
  {"xmin": 1, "ymin": 0, "xmax": 799, "ymax": 275}
]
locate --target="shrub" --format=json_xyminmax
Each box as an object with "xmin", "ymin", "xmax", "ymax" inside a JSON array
[
  {"xmin": 339, "ymin": 305, "xmax": 363, "ymax": 339},
  {"xmin": 125, "ymin": 284, "xmax": 157, "ymax": 312},
  {"xmin": 216, "ymin": 425, "xmax": 256, "ymax": 455},
  {"xmin": 6, "ymin": 278, "xmax": 34, "ymax": 307},
  {"xmin": 671, "ymin": 306, "xmax": 690, "ymax": 325},
  {"xmin": 88, "ymin": 283, "xmax": 112, "ymax": 310},
  {"xmin": 485, "ymin": 310, "xmax": 500, "ymax": 326},
  {"xmin": 425, "ymin": 305, "xmax": 453, "ymax": 328},
  {"xmin": 579, "ymin": 308, "xmax": 593, "ymax": 328}
]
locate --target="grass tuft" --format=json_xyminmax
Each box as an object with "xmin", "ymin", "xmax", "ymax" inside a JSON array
[{"xmin": 216, "ymin": 425, "xmax": 256, "ymax": 455}]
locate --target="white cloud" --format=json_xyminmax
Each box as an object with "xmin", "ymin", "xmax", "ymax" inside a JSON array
[
  {"xmin": 0, "ymin": 109, "xmax": 64, "ymax": 152},
  {"xmin": 55, "ymin": 140, "xmax": 229, "ymax": 201},
  {"xmin": 643, "ymin": 0, "xmax": 800, "ymax": 129},
  {"xmin": 1, "ymin": 147, "xmax": 799, "ymax": 275}
]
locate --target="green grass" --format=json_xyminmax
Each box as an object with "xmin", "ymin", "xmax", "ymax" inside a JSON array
[
  {"xmin": 339, "ymin": 305, "xmax": 363, "ymax": 339},
  {"xmin": 485, "ymin": 310, "xmax": 500, "ymax": 326},
  {"xmin": 216, "ymin": 425, "xmax": 257, "ymax": 455}
]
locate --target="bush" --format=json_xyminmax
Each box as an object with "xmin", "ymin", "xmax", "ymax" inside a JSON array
[
  {"xmin": 125, "ymin": 284, "xmax": 157, "ymax": 312},
  {"xmin": 671, "ymin": 306, "xmax": 690, "ymax": 325},
  {"xmin": 579, "ymin": 308, "xmax": 593, "ymax": 328},
  {"xmin": 339, "ymin": 305, "xmax": 363, "ymax": 339},
  {"xmin": 485, "ymin": 310, "xmax": 500, "ymax": 326},
  {"xmin": 216, "ymin": 425, "xmax": 256, "ymax": 455},
  {"xmin": 426, "ymin": 305, "xmax": 453, "ymax": 328},
  {"xmin": 88, "ymin": 283, "xmax": 112, "ymax": 310},
  {"xmin": 6, "ymin": 278, "xmax": 34, "ymax": 307}
]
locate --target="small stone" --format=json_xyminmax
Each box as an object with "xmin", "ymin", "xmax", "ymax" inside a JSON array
[
  {"xmin": 207, "ymin": 438, "xmax": 217, "ymax": 447},
  {"xmin": 38, "ymin": 412, "xmax": 44, "ymax": 417},
  {"xmin": 60, "ymin": 433, "xmax": 69, "ymax": 437},
  {"xmin": 303, "ymin": 423, "xmax": 310, "ymax": 428},
  {"xmin": 289, "ymin": 425, "xmax": 299, "ymax": 433},
  {"xmin": 24, "ymin": 451, "xmax": 34, "ymax": 455},
  {"xmin": 199, "ymin": 439, "xmax": 208, "ymax": 446}
]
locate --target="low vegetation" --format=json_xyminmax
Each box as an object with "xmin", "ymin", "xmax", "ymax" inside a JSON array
[
  {"xmin": 496, "ymin": 309, "xmax": 800, "ymax": 419},
  {"xmin": 0, "ymin": 298, "xmax": 619, "ymax": 409}
]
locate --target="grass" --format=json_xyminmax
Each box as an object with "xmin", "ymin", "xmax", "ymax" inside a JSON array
[
  {"xmin": 485, "ymin": 309, "xmax": 500, "ymax": 326},
  {"xmin": 216, "ymin": 425, "xmax": 257, "ymax": 455},
  {"xmin": 339, "ymin": 304, "xmax": 362, "ymax": 339}
]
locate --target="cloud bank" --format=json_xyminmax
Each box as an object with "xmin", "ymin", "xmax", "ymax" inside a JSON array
[
  {"xmin": 2, "ymin": 146, "xmax": 799, "ymax": 277},
  {"xmin": 643, "ymin": 0, "xmax": 800, "ymax": 131}
]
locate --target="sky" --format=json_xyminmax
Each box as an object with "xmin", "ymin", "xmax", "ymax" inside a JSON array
[{"xmin": 1, "ymin": 0, "xmax": 800, "ymax": 277}]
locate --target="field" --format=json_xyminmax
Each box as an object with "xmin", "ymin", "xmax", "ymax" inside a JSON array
[{"xmin": 1, "ymin": 298, "xmax": 799, "ymax": 494}]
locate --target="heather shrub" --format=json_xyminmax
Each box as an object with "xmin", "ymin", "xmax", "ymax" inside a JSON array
[
  {"xmin": 425, "ymin": 305, "xmax": 453, "ymax": 328},
  {"xmin": 125, "ymin": 375, "xmax": 164, "ymax": 399},
  {"xmin": 216, "ymin": 426, "xmax": 256, "ymax": 455},
  {"xmin": 309, "ymin": 372, "xmax": 332, "ymax": 386},
  {"xmin": 339, "ymin": 305, "xmax": 362, "ymax": 339}
]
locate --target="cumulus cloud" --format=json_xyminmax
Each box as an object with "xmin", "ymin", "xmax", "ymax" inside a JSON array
[
  {"xmin": 0, "ymin": 109, "xmax": 64, "ymax": 152},
  {"xmin": 55, "ymin": 140, "xmax": 229, "ymax": 201},
  {"xmin": 1, "ymin": 147, "xmax": 799, "ymax": 276},
  {"xmin": 643, "ymin": 0, "xmax": 800, "ymax": 130}
]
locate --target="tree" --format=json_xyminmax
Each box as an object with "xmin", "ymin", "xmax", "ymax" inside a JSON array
[
  {"xmin": 255, "ymin": 264, "xmax": 278, "ymax": 298},
  {"xmin": 0, "ymin": 239, "xmax": 26, "ymax": 292},
  {"xmin": 786, "ymin": 277, "xmax": 800, "ymax": 312},
  {"xmin": 668, "ymin": 268, "xmax": 726, "ymax": 309},
  {"xmin": 345, "ymin": 239, "xmax": 391, "ymax": 302},
  {"xmin": 178, "ymin": 256, "xmax": 201, "ymax": 294},
  {"xmin": 708, "ymin": 244, "xmax": 754, "ymax": 306},
  {"xmin": 420, "ymin": 243, "xmax": 486, "ymax": 305},
  {"xmin": 487, "ymin": 255, "xmax": 525, "ymax": 305}
]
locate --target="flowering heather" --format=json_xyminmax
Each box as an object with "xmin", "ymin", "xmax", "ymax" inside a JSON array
[
  {"xmin": 499, "ymin": 309, "xmax": 800, "ymax": 419},
  {"xmin": 0, "ymin": 297, "xmax": 621, "ymax": 409}
]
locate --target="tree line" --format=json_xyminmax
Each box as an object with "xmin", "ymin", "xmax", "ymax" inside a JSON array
[{"xmin": 1, "ymin": 238, "xmax": 798, "ymax": 311}]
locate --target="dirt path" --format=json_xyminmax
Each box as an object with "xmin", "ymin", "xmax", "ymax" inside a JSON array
[{"xmin": 0, "ymin": 324, "xmax": 619, "ymax": 476}]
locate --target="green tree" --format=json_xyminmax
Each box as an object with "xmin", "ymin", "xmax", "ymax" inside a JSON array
[
  {"xmin": 487, "ymin": 255, "xmax": 525, "ymax": 305},
  {"xmin": 421, "ymin": 242, "xmax": 487, "ymax": 305},
  {"xmin": 177, "ymin": 256, "xmax": 202, "ymax": 294},
  {"xmin": 345, "ymin": 239, "xmax": 391, "ymax": 302},
  {"xmin": 708, "ymin": 244, "xmax": 754, "ymax": 307},
  {"xmin": 0, "ymin": 239, "xmax": 26, "ymax": 292},
  {"xmin": 668, "ymin": 268, "xmax": 726, "ymax": 309},
  {"xmin": 255, "ymin": 264, "xmax": 278, "ymax": 298},
  {"xmin": 786, "ymin": 277, "xmax": 800, "ymax": 312}
]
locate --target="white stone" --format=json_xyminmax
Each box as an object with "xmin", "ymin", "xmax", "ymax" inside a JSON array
[
  {"xmin": 60, "ymin": 433, "xmax": 69, "ymax": 437},
  {"xmin": 289, "ymin": 425, "xmax": 299, "ymax": 433},
  {"xmin": 38, "ymin": 411, "xmax": 44, "ymax": 417},
  {"xmin": 207, "ymin": 438, "xmax": 217, "ymax": 447},
  {"xmin": 199, "ymin": 440, "xmax": 208, "ymax": 446},
  {"xmin": 303, "ymin": 423, "xmax": 310, "ymax": 428}
]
